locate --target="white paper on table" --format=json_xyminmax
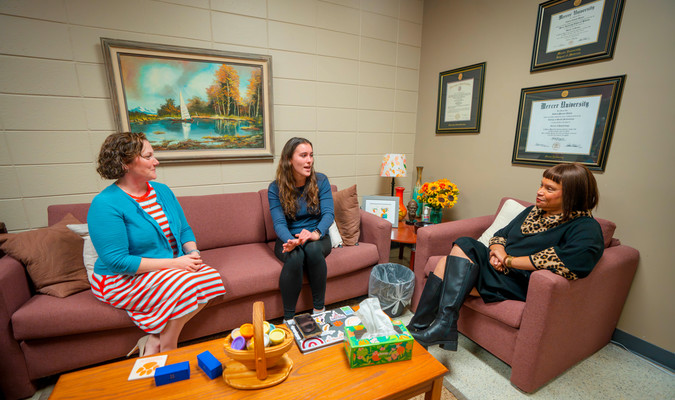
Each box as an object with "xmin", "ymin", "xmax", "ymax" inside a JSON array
[{"xmin": 127, "ymin": 355, "xmax": 168, "ymax": 381}]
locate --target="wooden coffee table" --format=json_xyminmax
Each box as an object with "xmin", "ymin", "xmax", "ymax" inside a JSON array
[{"xmin": 50, "ymin": 336, "xmax": 448, "ymax": 399}]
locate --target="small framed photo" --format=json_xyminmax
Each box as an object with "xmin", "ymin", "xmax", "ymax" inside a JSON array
[
  {"xmin": 361, "ymin": 196, "xmax": 399, "ymax": 227},
  {"xmin": 530, "ymin": 0, "xmax": 625, "ymax": 72},
  {"xmin": 436, "ymin": 62, "xmax": 486, "ymax": 134},
  {"xmin": 512, "ymin": 75, "xmax": 626, "ymax": 171}
]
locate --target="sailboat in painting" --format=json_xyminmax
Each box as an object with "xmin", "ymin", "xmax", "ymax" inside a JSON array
[
  {"xmin": 179, "ymin": 91, "xmax": 192, "ymax": 140},
  {"xmin": 178, "ymin": 91, "xmax": 192, "ymax": 122}
]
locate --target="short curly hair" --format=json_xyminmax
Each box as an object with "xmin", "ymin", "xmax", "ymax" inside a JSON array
[{"xmin": 96, "ymin": 132, "xmax": 147, "ymax": 179}]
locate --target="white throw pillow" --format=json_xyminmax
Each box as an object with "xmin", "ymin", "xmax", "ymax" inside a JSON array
[
  {"xmin": 477, "ymin": 200, "xmax": 527, "ymax": 247},
  {"xmin": 67, "ymin": 224, "xmax": 98, "ymax": 285},
  {"xmin": 328, "ymin": 221, "xmax": 344, "ymax": 248}
]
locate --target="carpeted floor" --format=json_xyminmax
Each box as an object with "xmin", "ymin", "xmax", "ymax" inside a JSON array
[{"xmin": 395, "ymin": 310, "xmax": 674, "ymax": 400}]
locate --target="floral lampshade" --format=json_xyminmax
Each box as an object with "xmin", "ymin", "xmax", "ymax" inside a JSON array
[
  {"xmin": 380, "ymin": 154, "xmax": 407, "ymax": 178},
  {"xmin": 380, "ymin": 154, "xmax": 407, "ymax": 196}
]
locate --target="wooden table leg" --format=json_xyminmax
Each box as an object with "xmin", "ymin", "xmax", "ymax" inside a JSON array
[{"xmin": 425, "ymin": 376, "xmax": 444, "ymax": 400}]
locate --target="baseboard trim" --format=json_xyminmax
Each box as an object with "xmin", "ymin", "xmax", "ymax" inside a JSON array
[{"xmin": 611, "ymin": 329, "xmax": 675, "ymax": 372}]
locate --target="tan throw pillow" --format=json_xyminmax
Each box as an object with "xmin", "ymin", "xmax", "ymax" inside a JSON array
[
  {"xmin": 333, "ymin": 185, "xmax": 360, "ymax": 246},
  {"xmin": 0, "ymin": 213, "xmax": 90, "ymax": 297}
]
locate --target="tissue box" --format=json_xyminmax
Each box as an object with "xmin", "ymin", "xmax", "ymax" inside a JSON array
[
  {"xmin": 154, "ymin": 361, "xmax": 190, "ymax": 386},
  {"xmin": 344, "ymin": 320, "xmax": 413, "ymax": 368}
]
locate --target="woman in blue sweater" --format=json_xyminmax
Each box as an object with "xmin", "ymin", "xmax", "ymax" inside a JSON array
[
  {"xmin": 268, "ymin": 137, "xmax": 335, "ymax": 320},
  {"xmin": 88, "ymin": 132, "xmax": 226, "ymax": 357}
]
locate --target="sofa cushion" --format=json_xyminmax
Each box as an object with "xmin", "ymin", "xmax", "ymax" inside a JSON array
[
  {"xmin": 0, "ymin": 214, "xmax": 90, "ymax": 298},
  {"xmin": 179, "ymin": 192, "xmax": 266, "ymax": 250},
  {"xmin": 423, "ymin": 255, "xmax": 525, "ymax": 329},
  {"xmin": 201, "ymin": 243, "xmax": 282, "ymax": 302},
  {"xmin": 12, "ymin": 290, "xmax": 133, "ymax": 340},
  {"xmin": 595, "ymin": 218, "xmax": 616, "ymax": 248},
  {"xmin": 333, "ymin": 185, "xmax": 360, "ymax": 246},
  {"xmin": 325, "ymin": 243, "xmax": 380, "ymax": 278},
  {"xmin": 462, "ymin": 297, "xmax": 525, "ymax": 329},
  {"xmin": 259, "ymin": 189, "xmax": 278, "ymax": 242}
]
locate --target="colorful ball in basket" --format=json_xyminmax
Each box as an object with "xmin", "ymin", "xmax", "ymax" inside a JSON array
[
  {"xmin": 269, "ymin": 328, "xmax": 286, "ymax": 345},
  {"xmin": 230, "ymin": 335, "xmax": 246, "ymax": 350},
  {"xmin": 239, "ymin": 323, "xmax": 254, "ymax": 339}
]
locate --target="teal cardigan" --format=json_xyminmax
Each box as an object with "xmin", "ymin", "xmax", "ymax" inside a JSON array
[{"xmin": 88, "ymin": 182, "xmax": 196, "ymax": 276}]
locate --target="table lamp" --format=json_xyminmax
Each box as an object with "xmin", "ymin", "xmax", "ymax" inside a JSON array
[{"xmin": 380, "ymin": 154, "xmax": 407, "ymax": 196}]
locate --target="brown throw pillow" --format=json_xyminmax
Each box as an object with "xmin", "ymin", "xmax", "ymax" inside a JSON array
[
  {"xmin": 333, "ymin": 185, "xmax": 360, "ymax": 246},
  {"xmin": 0, "ymin": 213, "xmax": 90, "ymax": 297}
]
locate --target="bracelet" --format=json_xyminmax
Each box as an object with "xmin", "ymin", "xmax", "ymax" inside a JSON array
[
  {"xmin": 505, "ymin": 255, "xmax": 513, "ymax": 268},
  {"xmin": 186, "ymin": 249, "xmax": 200, "ymax": 255},
  {"xmin": 313, "ymin": 229, "xmax": 321, "ymax": 237}
]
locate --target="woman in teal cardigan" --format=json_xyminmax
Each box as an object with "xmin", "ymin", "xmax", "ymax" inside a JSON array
[{"xmin": 88, "ymin": 132, "xmax": 226, "ymax": 357}]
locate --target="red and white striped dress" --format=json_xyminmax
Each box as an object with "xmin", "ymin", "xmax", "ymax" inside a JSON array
[{"xmin": 91, "ymin": 184, "xmax": 226, "ymax": 334}]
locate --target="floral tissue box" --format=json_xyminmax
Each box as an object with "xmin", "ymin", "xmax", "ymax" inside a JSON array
[{"xmin": 344, "ymin": 320, "xmax": 413, "ymax": 368}]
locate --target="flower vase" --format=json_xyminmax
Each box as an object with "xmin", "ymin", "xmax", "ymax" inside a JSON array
[
  {"xmin": 413, "ymin": 166, "xmax": 423, "ymax": 216},
  {"xmin": 395, "ymin": 187, "xmax": 407, "ymax": 220},
  {"xmin": 430, "ymin": 208, "xmax": 443, "ymax": 224}
]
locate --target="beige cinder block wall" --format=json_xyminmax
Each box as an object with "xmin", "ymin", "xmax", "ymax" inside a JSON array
[
  {"xmin": 415, "ymin": 0, "xmax": 674, "ymax": 351},
  {"xmin": 0, "ymin": 0, "xmax": 423, "ymax": 231}
]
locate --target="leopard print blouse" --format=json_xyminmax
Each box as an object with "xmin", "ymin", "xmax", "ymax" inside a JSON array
[{"xmin": 489, "ymin": 207, "xmax": 592, "ymax": 280}]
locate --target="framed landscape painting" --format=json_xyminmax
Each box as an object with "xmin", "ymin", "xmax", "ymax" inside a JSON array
[{"xmin": 101, "ymin": 38, "xmax": 274, "ymax": 162}]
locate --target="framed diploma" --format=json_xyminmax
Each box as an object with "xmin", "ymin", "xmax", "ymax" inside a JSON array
[
  {"xmin": 435, "ymin": 62, "xmax": 486, "ymax": 133},
  {"xmin": 512, "ymin": 75, "xmax": 625, "ymax": 171},
  {"xmin": 530, "ymin": 0, "xmax": 625, "ymax": 72}
]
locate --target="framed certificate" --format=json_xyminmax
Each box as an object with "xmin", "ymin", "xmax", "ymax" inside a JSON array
[
  {"xmin": 530, "ymin": 0, "xmax": 625, "ymax": 71},
  {"xmin": 435, "ymin": 62, "xmax": 486, "ymax": 133},
  {"xmin": 512, "ymin": 75, "xmax": 625, "ymax": 171}
]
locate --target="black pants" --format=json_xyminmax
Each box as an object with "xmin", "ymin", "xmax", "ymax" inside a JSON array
[{"xmin": 274, "ymin": 235, "xmax": 332, "ymax": 319}]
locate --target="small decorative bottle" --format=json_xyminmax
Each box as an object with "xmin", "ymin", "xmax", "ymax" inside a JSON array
[
  {"xmin": 421, "ymin": 205, "xmax": 430, "ymax": 223},
  {"xmin": 412, "ymin": 166, "xmax": 424, "ymax": 216},
  {"xmin": 395, "ymin": 187, "xmax": 407, "ymax": 220}
]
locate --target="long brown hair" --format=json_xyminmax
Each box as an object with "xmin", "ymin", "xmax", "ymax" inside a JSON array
[
  {"xmin": 543, "ymin": 162, "xmax": 599, "ymax": 220},
  {"xmin": 275, "ymin": 137, "xmax": 319, "ymax": 218}
]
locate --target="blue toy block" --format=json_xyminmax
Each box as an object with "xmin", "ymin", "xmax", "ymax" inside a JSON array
[
  {"xmin": 197, "ymin": 350, "xmax": 223, "ymax": 380},
  {"xmin": 154, "ymin": 361, "xmax": 190, "ymax": 386}
]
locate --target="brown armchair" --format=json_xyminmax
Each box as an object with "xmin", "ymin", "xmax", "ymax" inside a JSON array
[{"xmin": 412, "ymin": 197, "xmax": 639, "ymax": 392}]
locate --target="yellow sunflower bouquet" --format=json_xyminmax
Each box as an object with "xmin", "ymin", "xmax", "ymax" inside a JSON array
[{"xmin": 417, "ymin": 179, "xmax": 459, "ymax": 210}]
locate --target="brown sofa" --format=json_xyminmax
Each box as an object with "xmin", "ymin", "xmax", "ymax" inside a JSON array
[
  {"xmin": 0, "ymin": 188, "xmax": 391, "ymax": 400},
  {"xmin": 412, "ymin": 197, "xmax": 639, "ymax": 393}
]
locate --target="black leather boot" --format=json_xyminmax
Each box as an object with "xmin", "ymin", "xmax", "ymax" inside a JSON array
[
  {"xmin": 407, "ymin": 273, "xmax": 442, "ymax": 332},
  {"xmin": 411, "ymin": 256, "xmax": 478, "ymax": 350}
]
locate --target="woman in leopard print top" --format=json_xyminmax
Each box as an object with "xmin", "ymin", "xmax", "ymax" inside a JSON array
[{"xmin": 409, "ymin": 163, "xmax": 604, "ymax": 350}]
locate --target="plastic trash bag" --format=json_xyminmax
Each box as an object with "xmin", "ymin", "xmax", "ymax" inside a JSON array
[{"xmin": 368, "ymin": 263, "xmax": 415, "ymax": 317}]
